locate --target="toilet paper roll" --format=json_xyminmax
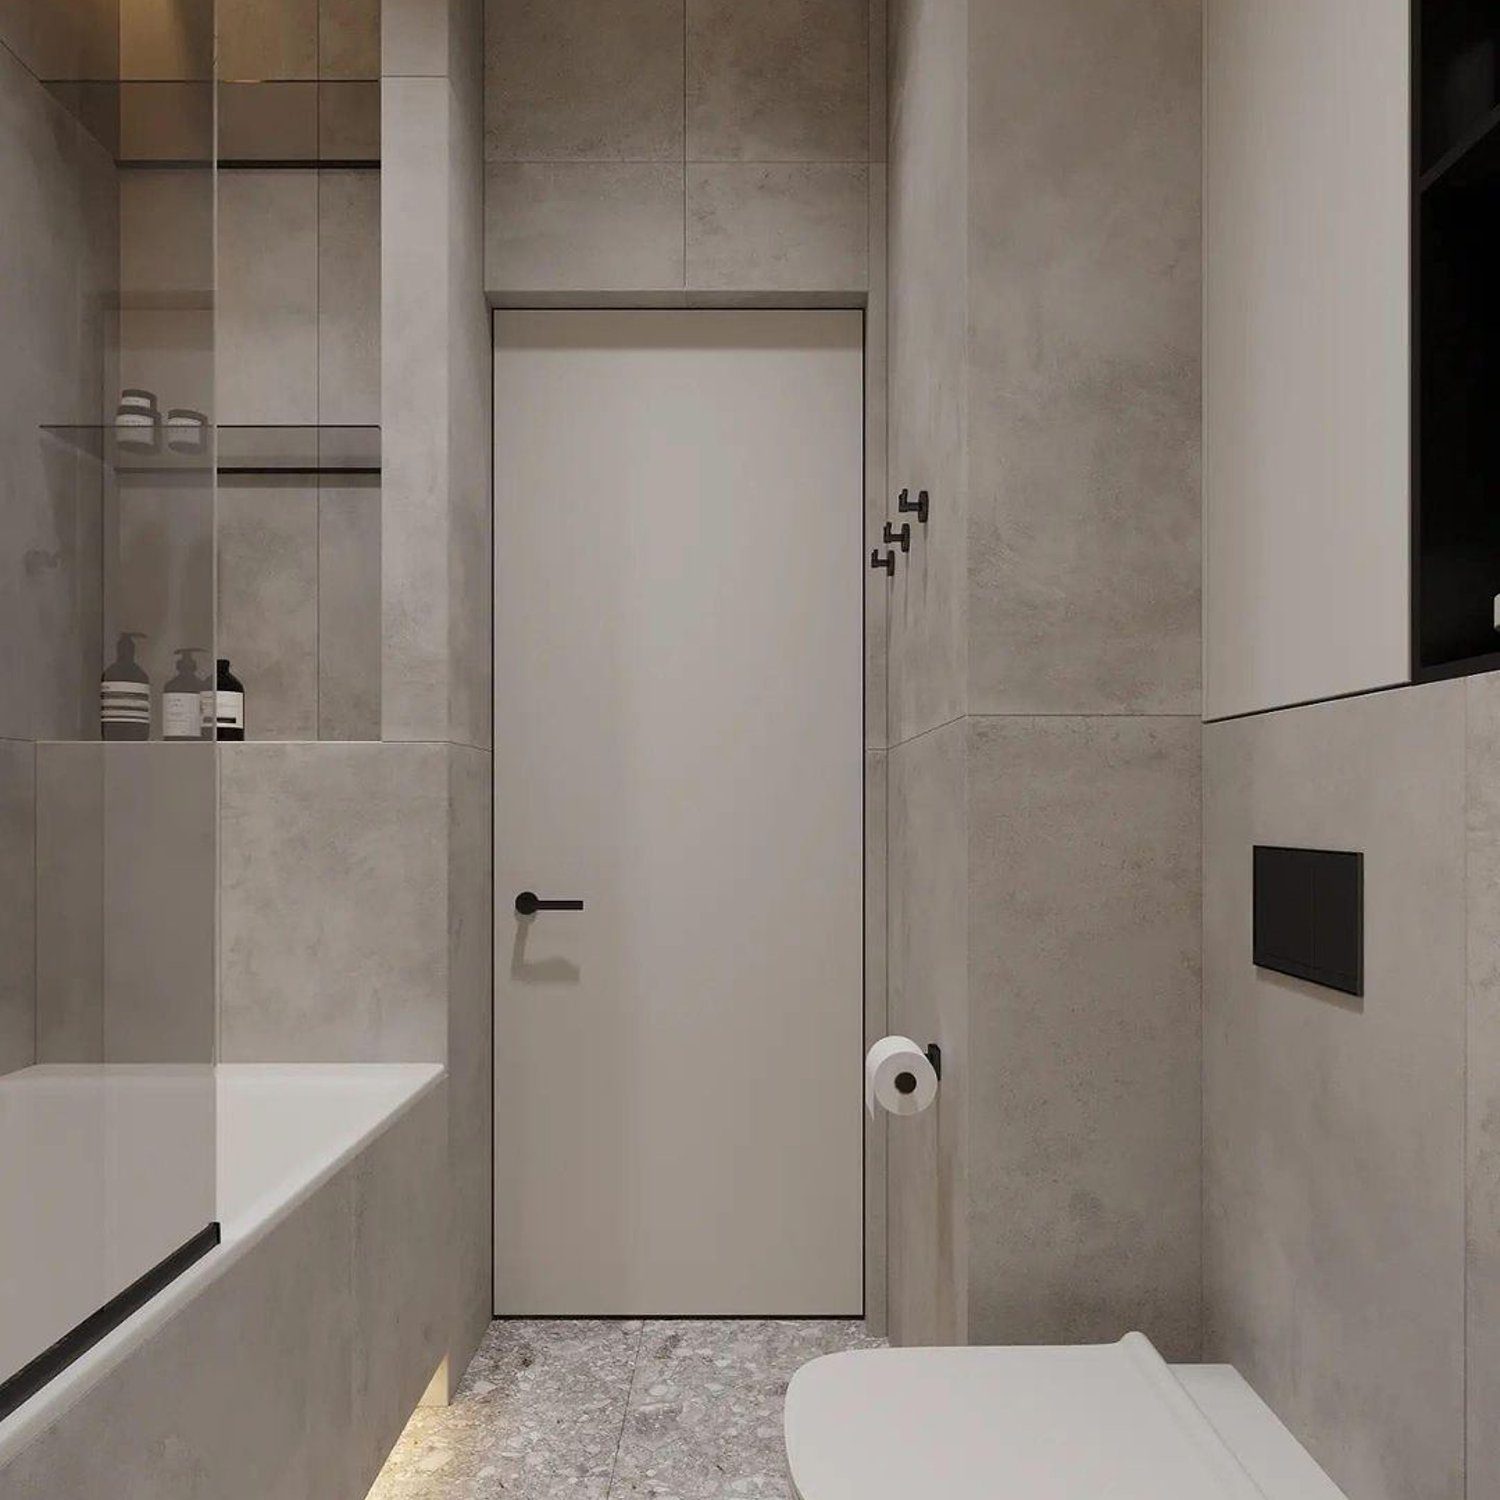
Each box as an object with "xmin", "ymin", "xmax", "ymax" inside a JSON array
[{"xmin": 865, "ymin": 1035, "xmax": 938, "ymax": 1118}]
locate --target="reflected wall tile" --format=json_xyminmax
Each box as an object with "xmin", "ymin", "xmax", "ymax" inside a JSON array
[
  {"xmin": 686, "ymin": 0, "xmax": 868, "ymax": 162},
  {"xmin": 0, "ymin": 739, "xmax": 36, "ymax": 1075},
  {"xmin": 217, "ymin": 0, "xmax": 318, "ymax": 81},
  {"xmin": 109, "ymin": 481, "xmax": 215, "ymax": 731},
  {"xmin": 217, "ymin": 482, "xmax": 320, "ymax": 741},
  {"xmin": 217, "ymin": 170, "xmax": 319, "ymax": 425},
  {"xmin": 319, "ymin": 81, "xmax": 382, "ymax": 160},
  {"xmin": 0, "ymin": 41, "xmax": 114, "ymax": 742},
  {"xmin": 318, "ymin": 481, "xmax": 383, "ymax": 741},
  {"xmin": 35, "ymin": 740, "xmax": 102, "ymax": 1063},
  {"xmin": 484, "ymin": 0, "xmax": 683, "ymax": 162},
  {"xmin": 319, "ymin": 170, "xmax": 382, "ymax": 425},
  {"xmin": 321, "ymin": 0, "xmax": 381, "ymax": 78}
]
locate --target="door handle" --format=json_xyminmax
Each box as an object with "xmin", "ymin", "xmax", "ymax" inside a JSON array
[{"xmin": 515, "ymin": 891, "xmax": 584, "ymax": 916}]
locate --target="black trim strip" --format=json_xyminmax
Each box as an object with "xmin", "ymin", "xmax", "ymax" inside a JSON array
[
  {"xmin": 217, "ymin": 465, "xmax": 381, "ymax": 476},
  {"xmin": 0, "ymin": 1223, "xmax": 221, "ymax": 1422}
]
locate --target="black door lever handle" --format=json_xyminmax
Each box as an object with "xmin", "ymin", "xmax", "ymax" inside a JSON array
[{"xmin": 516, "ymin": 891, "xmax": 584, "ymax": 916}]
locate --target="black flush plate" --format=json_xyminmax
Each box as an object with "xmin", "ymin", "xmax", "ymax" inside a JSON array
[{"xmin": 1252, "ymin": 846, "xmax": 1364, "ymax": 998}]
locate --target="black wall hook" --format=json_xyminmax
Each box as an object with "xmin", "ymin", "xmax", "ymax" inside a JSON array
[
  {"xmin": 898, "ymin": 488, "xmax": 930, "ymax": 525},
  {"xmin": 883, "ymin": 520, "xmax": 911, "ymax": 553},
  {"xmin": 870, "ymin": 548, "xmax": 896, "ymax": 576}
]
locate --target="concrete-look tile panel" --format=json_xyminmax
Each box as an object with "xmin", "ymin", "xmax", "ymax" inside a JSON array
[
  {"xmin": 0, "ymin": 740, "xmax": 36, "ymax": 1075},
  {"xmin": 102, "ymin": 742, "xmax": 216, "ymax": 1064},
  {"xmin": 318, "ymin": 480, "xmax": 383, "ymax": 741},
  {"xmin": 486, "ymin": 161, "xmax": 685, "ymax": 295},
  {"xmin": 1467, "ymin": 672, "xmax": 1500, "ymax": 1499},
  {"xmin": 868, "ymin": 0, "xmax": 887, "ymax": 162},
  {"xmin": 447, "ymin": 69, "xmax": 492, "ymax": 753},
  {"xmin": 320, "ymin": 0, "xmax": 381, "ymax": 78},
  {"xmin": 966, "ymin": 715, "xmax": 1201, "ymax": 1357},
  {"xmin": 1203, "ymin": 683, "xmax": 1466, "ymax": 1500},
  {"xmin": 686, "ymin": 163, "xmax": 867, "ymax": 294},
  {"xmin": 383, "ymin": 0, "xmax": 450, "ymax": 76},
  {"xmin": 484, "ymin": 0, "xmax": 683, "ymax": 162},
  {"xmin": 864, "ymin": 748, "xmax": 888, "ymax": 1334},
  {"xmin": 886, "ymin": 718, "xmax": 967, "ymax": 1346},
  {"xmin": 864, "ymin": 163, "xmax": 888, "ymax": 750},
  {"xmin": 383, "ymin": 76, "xmax": 450, "ymax": 740},
  {"xmin": 447, "ymin": 743, "xmax": 493, "ymax": 1377},
  {"xmin": 216, "ymin": 482, "xmax": 320, "ymax": 741},
  {"xmin": 217, "ymin": 170, "xmax": 319, "ymax": 425},
  {"xmin": 686, "ymin": 0, "xmax": 868, "ymax": 163},
  {"xmin": 885, "ymin": 0, "xmax": 966, "ymax": 745},
  {"xmin": 219, "ymin": 741, "xmax": 448, "ymax": 1062},
  {"xmin": 350, "ymin": 1081, "xmax": 449, "ymax": 1486},
  {"xmin": 35, "ymin": 740, "xmax": 103, "ymax": 1063},
  {"xmin": 318, "ymin": 170, "xmax": 381, "ymax": 426},
  {"xmin": 964, "ymin": 0, "xmax": 1201, "ymax": 716},
  {"xmin": 217, "ymin": 0, "xmax": 318, "ymax": 80}
]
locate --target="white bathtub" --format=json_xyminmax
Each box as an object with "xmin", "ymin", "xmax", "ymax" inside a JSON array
[{"xmin": 0, "ymin": 1062, "xmax": 444, "ymax": 1468}]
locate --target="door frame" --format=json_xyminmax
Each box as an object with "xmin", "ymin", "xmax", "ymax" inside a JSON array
[{"xmin": 486, "ymin": 302, "xmax": 882, "ymax": 1323}]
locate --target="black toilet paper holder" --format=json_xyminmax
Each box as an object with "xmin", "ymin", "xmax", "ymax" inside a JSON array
[{"xmin": 891, "ymin": 1043, "xmax": 942, "ymax": 1098}]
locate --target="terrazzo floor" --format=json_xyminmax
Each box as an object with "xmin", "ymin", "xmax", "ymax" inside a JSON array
[{"xmin": 367, "ymin": 1319, "xmax": 883, "ymax": 1500}]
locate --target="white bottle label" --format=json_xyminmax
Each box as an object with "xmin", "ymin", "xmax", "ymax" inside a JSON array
[
  {"xmin": 100, "ymin": 681, "xmax": 150, "ymax": 726},
  {"xmin": 200, "ymin": 689, "xmax": 215, "ymax": 732},
  {"xmin": 216, "ymin": 690, "xmax": 244, "ymax": 730},
  {"xmin": 162, "ymin": 692, "xmax": 202, "ymax": 740}
]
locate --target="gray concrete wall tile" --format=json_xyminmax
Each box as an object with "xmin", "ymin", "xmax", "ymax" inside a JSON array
[
  {"xmin": 219, "ymin": 741, "xmax": 449, "ymax": 1062},
  {"xmin": 686, "ymin": 0, "xmax": 867, "ymax": 163},
  {"xmin": 1203, "ymin": 683, "xmax": 1466, "ymax": 1500},
  {"xmin": 967, "ymin": 714, "xmax": 1202, "ymax": 1357}
]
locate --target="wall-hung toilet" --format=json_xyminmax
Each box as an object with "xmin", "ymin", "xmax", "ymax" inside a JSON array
[{"xmin": 784, "ymin": 1334, "xmax": 1349, "ymax": 1500}]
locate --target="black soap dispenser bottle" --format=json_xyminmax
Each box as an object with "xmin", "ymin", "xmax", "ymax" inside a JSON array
[
  {"xmin": 163, "ymin": 648, "xmax": 209, "ymax": 741},
  {"xmin": 215, "ymin": 658, "xmax": 245, "ymax": 741},
  {"xmin": 100, "ymin": 632, "xmax": 151, "ymax": 740}
]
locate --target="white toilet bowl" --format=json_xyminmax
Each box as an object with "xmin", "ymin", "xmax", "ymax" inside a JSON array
[{"xmin": 784, "ymin": 1332, "xmax": 1348, "ymax": 1500}]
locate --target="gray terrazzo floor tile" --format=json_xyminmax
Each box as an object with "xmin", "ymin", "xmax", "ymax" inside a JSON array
[{"xmin": 368, "ymin": 1319, "xmax": 882, "ymax": 1499}]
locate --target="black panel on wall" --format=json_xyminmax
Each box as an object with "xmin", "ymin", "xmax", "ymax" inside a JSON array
[{"xmin": 1252, "ymin": 846, "xmax": 1364, "ymax": 998}]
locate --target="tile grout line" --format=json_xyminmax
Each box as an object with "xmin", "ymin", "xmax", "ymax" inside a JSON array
[{"xmin": 605, "ymin": 1320, "xmax": 647, "ymax": 1499}]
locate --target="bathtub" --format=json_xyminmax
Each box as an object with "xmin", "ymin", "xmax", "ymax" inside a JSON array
[{"xmin": 0, "ymin": 1062, "xmax": 447, "ymax": 1491}]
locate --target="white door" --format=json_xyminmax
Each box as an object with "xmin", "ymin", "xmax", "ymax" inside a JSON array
[{"xmin": 493, "ymin": 310, "xmax": 864, "ymax": 1315}]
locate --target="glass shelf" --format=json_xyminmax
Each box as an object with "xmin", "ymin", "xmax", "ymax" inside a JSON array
[{"xmin": 41, "ymin": 424, "xmax": 381, "ymax": 475}]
